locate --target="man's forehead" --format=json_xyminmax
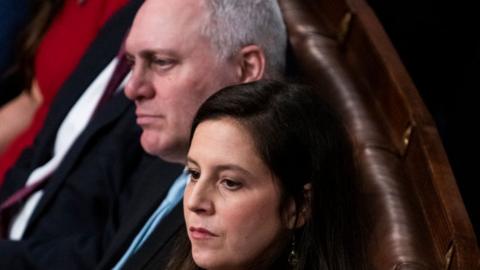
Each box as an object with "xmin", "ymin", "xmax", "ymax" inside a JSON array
[
  {"xmin": 126, "ymin": 0, "xmax": 208, "ymax": 49},
  {"xmin": 135, "ymin": 0, "xmax": 207, "ymax": 25}
]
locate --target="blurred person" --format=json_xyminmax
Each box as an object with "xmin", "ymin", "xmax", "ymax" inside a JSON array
[{"xmin": 0, "ymin": 0, "xmax": 129, "ymax": 184}]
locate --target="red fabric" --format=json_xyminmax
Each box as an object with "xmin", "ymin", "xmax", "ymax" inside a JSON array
[{"xmin": 0, "ymin": 0, "xmax": 128, "ymax": 185}]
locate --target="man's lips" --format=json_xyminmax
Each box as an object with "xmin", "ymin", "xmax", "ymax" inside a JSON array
[
  {"xmin": 135, "ymin": 112, "xmax": 163, "ymax": 126},
  {"xmin": 189, "ymin": 226, "xmax": 218, "ymax": 240}
]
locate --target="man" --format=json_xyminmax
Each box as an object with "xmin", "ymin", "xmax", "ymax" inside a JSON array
[{"xmin": 96, "ymin": 0, "xmax": 287, "ymax": 269}]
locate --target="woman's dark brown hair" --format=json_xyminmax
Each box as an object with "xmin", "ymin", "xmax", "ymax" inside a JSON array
[{"xmin": 167, "ymin": 80, "xmax": 367, "ymax": 270}]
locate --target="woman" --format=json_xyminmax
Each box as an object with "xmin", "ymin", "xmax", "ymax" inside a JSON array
[{"xmin": 168, "ymin": 80, "xmax": 367, "ymax": 270}]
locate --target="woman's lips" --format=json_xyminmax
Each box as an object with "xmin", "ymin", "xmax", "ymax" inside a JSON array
[{"xmin": 189, "ymin": 226, "xmax": 218, "ymax": 240}]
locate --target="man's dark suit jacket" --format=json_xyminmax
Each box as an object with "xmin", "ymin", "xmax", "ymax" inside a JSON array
[
  {"xmin": 96, "ymin": 155, "xmax": 185, "ymax": 270},
  {"xmin": 0, "ymin": 0, "xmax": 184, "ymax": 268}
]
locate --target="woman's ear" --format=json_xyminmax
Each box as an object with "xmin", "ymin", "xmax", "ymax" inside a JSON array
[
  {"xmin": 286, "ymin": 183, "xmax": 312, "ymax": 229},
  {"xmin": 234, "ymin": 45, "xmax": 266, "ymax": 83}
]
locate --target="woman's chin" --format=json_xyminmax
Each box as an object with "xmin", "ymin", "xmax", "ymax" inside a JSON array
[{"xmin": 191, "ymin": 250, "xmax": 223, "ymax": 270}]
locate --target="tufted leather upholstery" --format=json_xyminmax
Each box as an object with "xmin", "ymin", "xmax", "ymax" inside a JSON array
[{"xmin": 278, "ymin": 0, "xmax": 480, "ymax": 269}]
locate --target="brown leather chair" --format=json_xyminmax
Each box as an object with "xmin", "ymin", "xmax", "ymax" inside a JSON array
[{"xmin": 278, "ymin": 0, "xmax": 480, "ymax": 269}]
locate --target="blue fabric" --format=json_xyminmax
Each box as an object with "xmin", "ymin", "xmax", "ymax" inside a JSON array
[
  {"xmin": 0, "ymin": 0, "xmax": 30, "ymax": 77},
  {"xmin": 112, "ymin": 169, "xmax": 188, "ymax": 270}
]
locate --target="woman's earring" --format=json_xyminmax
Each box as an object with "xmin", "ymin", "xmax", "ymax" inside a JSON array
[{"xmin": 288, "ymin": 234, "xmax": 299, "ymax": 267}]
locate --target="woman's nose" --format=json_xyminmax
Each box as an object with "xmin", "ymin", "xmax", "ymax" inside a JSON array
[{"xmin": 185, "ymin": 179, "xmax": 215, "ymax": 216}]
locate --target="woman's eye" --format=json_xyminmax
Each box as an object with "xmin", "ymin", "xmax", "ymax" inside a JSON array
[
  {"xmin": 221, "ymin": 179, "xmax": 242, "ymax": 190},
  {"xmin": 187, "ymin": 169, "xmax": 200, "ymax": 182}
]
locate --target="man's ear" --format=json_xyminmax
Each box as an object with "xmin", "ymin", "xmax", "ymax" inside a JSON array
[
  {"xmin": 235, "ymin": 45, "xmax": 266, "ymax": 83},
  {"xmin": 286, "ymin": 183, "xmax": 312, "ymax": 229}
]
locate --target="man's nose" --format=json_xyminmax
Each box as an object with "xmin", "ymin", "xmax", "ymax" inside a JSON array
[{"xmin": 124, "ymin": 64, "xmax": 154, "ymax": 101}]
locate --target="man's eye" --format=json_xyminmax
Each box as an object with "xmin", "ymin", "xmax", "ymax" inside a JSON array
[
  {"xmin": 152, "ymin": 58, "xmax": 174, "ymax": 67},
  {"xmin": 221, "ymin": 179, "xmax": 242, "ymax": 191},
  {"xmin": 125, "ymin": 56, "xmax": 135, "ymax": 67}
]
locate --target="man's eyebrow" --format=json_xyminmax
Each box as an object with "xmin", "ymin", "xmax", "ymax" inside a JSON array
[
  {"xmin": 137, "ymin": 49, "xmax": 179, "ymax": 59},
  {"xmin": 125, "ymin": 52, "xmax": 134, "ymax": 60}
]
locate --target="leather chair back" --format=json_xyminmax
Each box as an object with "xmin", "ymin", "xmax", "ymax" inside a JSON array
[{"xmin": 278, "ymin": 0, "xmax": 480, "ymax": 269}]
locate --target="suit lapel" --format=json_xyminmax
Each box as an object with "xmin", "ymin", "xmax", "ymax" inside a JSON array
[
  {"xmin": 123, "ymin": 202, "xmax": 184, "ymax": 270},
  {"xmin": 96, "ymin": 157, "xmax": 184, "ymax": 269},
  {"xmin": 25, "ymin": 94, "xmax": 133, "ymax": 230},
  {"xmin": 81, "ymin": 91, "xmax": 133, "ymax": 138},
  {"xmin": 26, "ymin": 38, "xmax": 113, "ymax": 168}
]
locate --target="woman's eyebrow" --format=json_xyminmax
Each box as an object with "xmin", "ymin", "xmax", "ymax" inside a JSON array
[
  {"xmin": 186, "ymin": 157, "xmax": 199, "ymax": 167},
  {"xmin": 214, "ymin": 164, "xmax": 254, "ymax": 178}
]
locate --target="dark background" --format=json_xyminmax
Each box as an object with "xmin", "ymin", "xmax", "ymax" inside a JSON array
[{"xmin": 367, "ymin": 0, "xmax": 478, "ymax": 240}]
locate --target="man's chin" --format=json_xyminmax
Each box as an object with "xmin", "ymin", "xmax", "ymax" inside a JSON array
[
  {"xmin": 139, "ymin": 132, "xmax": 186, "ymax": 164},
  {"xmin": 140, "ymin": 132, "xmax": 163, "ymax": 156}
]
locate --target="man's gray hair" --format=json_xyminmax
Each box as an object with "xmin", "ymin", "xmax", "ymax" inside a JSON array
[{"xmin": 201, "ymin": 0, "xmax": 287, "ymax": 78}]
